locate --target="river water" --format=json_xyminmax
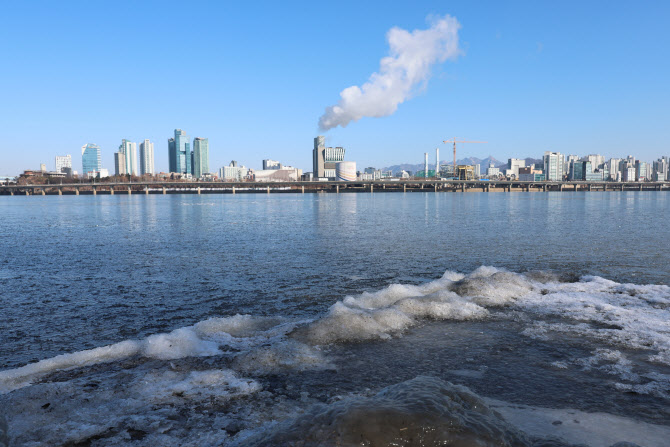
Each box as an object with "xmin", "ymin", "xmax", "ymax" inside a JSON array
[{"xmin": 1, "ymin": 192, "xmax": 669, "ymax": 446}]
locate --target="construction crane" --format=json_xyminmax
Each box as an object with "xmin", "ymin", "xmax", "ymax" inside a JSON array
[{"xmin": 443, "ymin": 138, "xmax": 487, "ymax": 179}]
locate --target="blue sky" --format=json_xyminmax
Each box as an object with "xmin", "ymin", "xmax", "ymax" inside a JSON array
[{"xmin": 1, "ymin": 0, "xmax": 669, "ymax": 176}]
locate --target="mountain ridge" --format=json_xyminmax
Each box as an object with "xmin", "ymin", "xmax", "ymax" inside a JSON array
[
  {"xmin": 382, "ymin": 156, "xmax": 543, "ymax": 174},
  {"xmin": 382, "ymin": 156, "xmax": 501, "ymax": 174}
]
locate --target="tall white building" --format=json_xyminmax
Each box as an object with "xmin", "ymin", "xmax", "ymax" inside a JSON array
[
  {"xmin": 55, "ymin": 155, "xmax": 72, "ymax": 173},
  {"xmin": 543, "ymin": 151, "xmax": 565, "ymax": 181},
  {"xmin": 584, "ymin": 154, "xmax": 605, "ymax": 170},
  {"xmin": 118, "ymin": 139, "xmax": 138, "ymax": 176},
  {"xmin": 114, "ymin": 152, "xmax": 126, "ymax": 176},
  {"xmin": 622, "ymin": 165, "xmax": 636, "ymax": 182},
  {"xmin": 139, "ymin": 139, "xmax": 155, "ymax": 175},
  {"xmin": 607, "ymin": 158, "xmax": 621, "ymax": 181}
]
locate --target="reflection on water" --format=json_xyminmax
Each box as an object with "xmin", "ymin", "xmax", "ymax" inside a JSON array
[{"xmin": 0, "ymin": 192, "xmax": 669, "ymax": 369}]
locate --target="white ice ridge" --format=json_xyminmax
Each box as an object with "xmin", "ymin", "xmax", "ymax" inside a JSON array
[
  {"xmin": 3, "ymin": 267, "xmax": 670, "ymax": 394},
  {"xmin": 302, "ymin": 265, "xmax": 670, "ymax": 371},
  {"xmin": 0, "ymin": 315, "xmax": 296, "ymax": 394},
  {"xmin": 303, "ymin": 266, "xmax": 532, "ymax": 344},
  {"xmin": 518, "ymin": 275, "xmax": 670, "ymax": 367}
]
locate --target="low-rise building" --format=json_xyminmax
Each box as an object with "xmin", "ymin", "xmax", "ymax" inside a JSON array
[
  {"xmin": 253, "ymin": 167, "xmax": 301, "ymax": 182},
  {"xmin": 456, "ymin": 165, "xmax": 475, "ymax": 180},
  {"xmin": 507, "ymin": 158, "xmax": 525, "ymax": 178},
  {"xmin": 486, "ymin": 163, "xmax": 500, "ymax": 178},
  {"xmin": 55, "ymin": 155, "xmax": 72, "ymax": 174},
  {"xmin": 219, "ymin": 161, "xmax": 248, "ymax": 181}
]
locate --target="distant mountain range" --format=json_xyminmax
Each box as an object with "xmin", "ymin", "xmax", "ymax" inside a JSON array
[{"xmin": 382, "ymin": 156, "xmax": 543, "ymax": 174}]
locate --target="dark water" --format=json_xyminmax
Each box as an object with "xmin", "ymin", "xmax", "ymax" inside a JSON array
[
  {"xmin": 1, "ymin": 192, "xmax": 670, "ymax": 446},
  {"xmin": 1, "ymin": 192, "xmax": 668, "ymax": 369}
]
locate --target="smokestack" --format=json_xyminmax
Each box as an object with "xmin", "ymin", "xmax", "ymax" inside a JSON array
[
  {"xmin": 436, "ymin": 148, "xmax": 440, "ymax": 179},
  {"xmin": 424, "ymin": 153, "xmax": 428, "ymax": 179}
]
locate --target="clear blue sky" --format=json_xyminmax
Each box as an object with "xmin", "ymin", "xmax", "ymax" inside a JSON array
[{"xmin": 1, "ymin": 0, "xmax": 669, "ymax": 176}]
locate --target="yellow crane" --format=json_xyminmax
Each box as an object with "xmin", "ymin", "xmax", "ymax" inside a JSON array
[{"xmin": 442, "ymin": 138, "xmax": 488, "ymax": 179}]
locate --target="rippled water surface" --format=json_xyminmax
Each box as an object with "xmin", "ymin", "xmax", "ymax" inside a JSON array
[
  {"xmin": 2, "ymin": 192, "xmax": 668, "ymax": 368},
  {"xmin": 1, "ymin": 192, "xmax": 669, "ymax": 446}
]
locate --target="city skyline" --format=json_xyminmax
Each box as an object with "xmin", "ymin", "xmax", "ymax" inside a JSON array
[
  {"xmin": 14, "ymin": 127, "xmax": 670, "ymax": 182},
  {"xmin": 1, "ymin": 1, "xmax": 669, "ymax": 176}
]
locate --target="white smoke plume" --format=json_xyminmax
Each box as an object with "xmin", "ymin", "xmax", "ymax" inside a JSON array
[{"xmin": 318, "ymin": 15, "xmax": 461, "ymax": 131}]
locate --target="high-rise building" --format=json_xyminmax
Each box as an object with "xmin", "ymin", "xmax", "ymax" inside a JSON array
[
  {"xmin": 543, "ymin": 151, "xmax": 565, "ymax": 181},
  {"xmin": 620, "ymin": 159, "xmax": 636, "ymax": 182},
  {"xmin": 652, "ymin": 157, "xmax": 669, "ymax": 182},
  {"xmin": 55, "ymin": 155, "xmax": 72, "ymax": 173},
  {"xmin": 635, "ymin": 160, "xmax": 649, "ymax": 182},
  {"xmin": 114, "ymin": 152, "xmax": 127, "ymax": 176},
  {"xmin": 312, "ymin": 136, "xmax": 345, "ymax": 179},
  {"xmin": 565, "ymin": 155, "xmax": 579, "ymax": 174},
  {"xmin": 192, "ymin": 137, "xmax": 209, "ymax": 178},
  {"xmin": 168, "ymin": 129, "xmax": 191, "ymax": 174},
  {"xmin": 569, "ymin": 160, "xmax": 584, "ymax": 180},
  {"xmin": 607, "ymin": 158, "xmax": 621, "ymax": 181},
  {"xmin": 81, "ymin": 143, "xmax": 101, "ymax": 177},
  {"xmin": 584, "ymin": 154, "xmax": 605, "ymax": 170},
  {"xmin": 139, "ymin": 139, "xmax": 155, "ymax": 175},
  {"xmin": 622, "ymin": 165, "xmax": 636, "ymax": 182},
  {"xmin": 569, "ymin": 160, "xmax": 601, "ymax": 181},
  {"xmin": 118, "ymin": 139, "xmax": 138, "ymax": 176},
  {"xmin": 584, "ymin": 161, "xmax": 602, "ymax": 181}
]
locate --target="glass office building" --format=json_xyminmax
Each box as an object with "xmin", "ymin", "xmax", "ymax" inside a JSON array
[
  {"xmin": 81, "ymin": 143, "xmax": 101, "ymax": 177},
  {"xmin": 168, "ymin": 129, "xmax": 191, "ymax": 174},
  {"xmin": 192, "ymin": 137, "xmax": 209, "ymax": 178},
  {"xmin": 543, "ymin": 151, "xmax": 565, "ymax": 181}
]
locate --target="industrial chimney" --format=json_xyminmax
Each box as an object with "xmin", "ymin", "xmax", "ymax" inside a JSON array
[{"xmin": 424, "ymin": 153, "xmax": 428, "ymax": 179}]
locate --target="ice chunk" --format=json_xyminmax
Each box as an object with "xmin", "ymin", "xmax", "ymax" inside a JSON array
[{"xmin": 142, "ymin": 327, "xmax": 220, "ymax": 360}]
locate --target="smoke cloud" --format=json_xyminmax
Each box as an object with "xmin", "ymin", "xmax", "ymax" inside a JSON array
[{"xmin": 318, "ymin": 15, "xmax": 461, "ymax": 131}]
